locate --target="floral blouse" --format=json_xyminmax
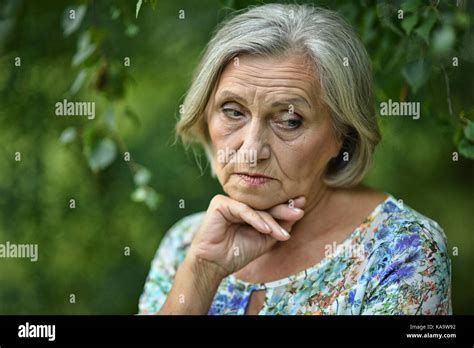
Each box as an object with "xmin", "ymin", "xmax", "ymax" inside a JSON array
[{"xmin": 138, "ymin": 194, "xmax": 452, "ymax": 315}]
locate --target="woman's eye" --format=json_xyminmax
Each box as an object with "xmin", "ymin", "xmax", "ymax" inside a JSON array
[
  {"xmin": 285, "ymin": 119, "xmax": 302, "ymax": 129},
  {"xmin": 222, "ymin": 108, "xmax": 244, "ymax": 119},
  {"xmin": 277, "ymin": 113, "xmax": 303, "ymax": 130}
]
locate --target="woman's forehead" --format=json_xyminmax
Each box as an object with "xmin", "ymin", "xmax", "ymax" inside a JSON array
[{"xmin": 214, "ymin": 54, "xmax": 320, "ymax": 105}]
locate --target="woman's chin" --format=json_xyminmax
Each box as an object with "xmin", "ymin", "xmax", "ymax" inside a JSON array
[{"xmin": 226, "ymin": 190, "xmax": 281, "ymax": 210}]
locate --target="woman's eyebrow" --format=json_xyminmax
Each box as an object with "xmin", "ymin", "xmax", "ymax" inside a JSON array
[
  {"xmin": 215, "ymin": 90, "xmax": 248, "ymax": 105},
  {"xmin": 270, "ymin": 98, "xmax": 311, "ymax": 110},
  {"xmin": 216, "ymin": 90, "xmax": 311, "ymax": 110}
]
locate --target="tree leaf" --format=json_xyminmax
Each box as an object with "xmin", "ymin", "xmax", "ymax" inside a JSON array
[
  {"xmin": 458, "ymin": 138, "xmax": 474, "ymax": 160},
  {"xmin": 110, "ymin": 7, "xmax": 121, "ymax": 20},
  {"xmin": 376, "ymin": 1, "xmax": 404, "ymax": 37},
  {"xmin": 401, "ymin": 0, "xmax": 421, "ymax": 13},
  {"xmin": 145, "ymin": 190, "xmax": 161, "ymax": 210},
  {"xmin": 68, "ymin": 69, "xmax": 88, "ymax": 95},
  {"xmin": 414, "ymin": 11, "xmax": 437, "ymax": 43},
  {"xmin": 62, "ymin": 5, "xmax": 87, "ymax": 37},
  {"xmin": 131, "ymin": 186, "xmax": 161, "ymax": 210},
  {"xmin": 72, "ymin": 32, "xmax": 97, "ymax": 67},
  {"xmin": 401, "ymin": 14, "xmax": 418, "ymax": 35},
  {"xmin": 59, "ymin": 127, "xmax": 77, "ymax": 144},
  {"xmin": 134, "ymin": 166, "xmax": 151, "ymax": 186},
  {"xmin": 463, "ymin": 120, "xmax": 474, "ymax": 142},
  {"xmin": 133, "ymin": 166, "xmax": 151, "ymax": 186},
  {"xmin": 431, "ymin": 25, "xmax": 455, "ymax": 55},
  {"xmin": 125, "ymin": 23, "xmax": 139, "ymax": 37},
  {"xmin": 104, "ymin": 106, "xmax": 116, "ymax": 131},
  {"xmin": 87, "ymin": 138, "xmax": 117, "ymax": 173},
  {"xmin": 402, "ymin": 60, "xmax": 430, "ymax": 93},
  {"xmin": 131, "ymin": 186, "xmax": 147, "ymax": 202},
  {"xmin": 135, "ymin": 0, "xmax": 143, "ymax": 19},
  {"xmin": 144, "ymin": 188, "xmax": 161, "ymax": 210}
]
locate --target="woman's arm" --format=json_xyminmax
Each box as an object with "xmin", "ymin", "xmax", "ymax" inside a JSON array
[
  {"xmin": 157, "ymin": 194, "xmax": 306, "ymax": 314},
  {"xmin": 158, "ymin": 255, "xmax": 225, "ymax": 315},
  {"xmin": 360, "ymin": 222, "xmax": 451, "ymax": 315}
]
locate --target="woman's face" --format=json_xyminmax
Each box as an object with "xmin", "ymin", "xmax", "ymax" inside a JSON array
[{"xmin": 206, "ymin": 54, "xmax": 342, "ymax": 210}]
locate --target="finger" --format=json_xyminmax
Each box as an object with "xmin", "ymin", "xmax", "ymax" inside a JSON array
[
  {"xmin": 266, "ymin": 203, "xmax": 304, "ymax": 221},
  {"xmin": 222, "ymin": 200, "xmax": 272, "ymax": 235},
  {"xmin": 288, "ymin": 196, "xmax": 306, "ymax": 209},
  {"xmin": 257, "ymin": 211, "xmax": 291, "ymax": 241},
  {"xmin": 273, "ymin": 197, "xmax": 306, "ymax": 233},
  {"xmin": 279, "ymin": 217, "xmax": 300, "ymax": 235}
]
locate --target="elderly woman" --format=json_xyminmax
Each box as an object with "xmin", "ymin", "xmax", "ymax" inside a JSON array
[{"xmin": 138, "ymin": 4, "xmax": 451, "ymax": 315}]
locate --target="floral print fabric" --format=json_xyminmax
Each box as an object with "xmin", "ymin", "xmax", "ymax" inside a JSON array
[{"xmin": 138, "ymin": 195, "xmax": 452, "ymax": 315}]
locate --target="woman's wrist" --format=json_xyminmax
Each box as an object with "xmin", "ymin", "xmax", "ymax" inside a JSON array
[
  {"xmin": 158, "ymin": 253, "xmax": 225, "ymax": 315},
  {"xmin": 183, "ymin": 253, "xmax": 229, "ymax": 284},
  {"xmin": 180, "ymin": 254, "xmax": 228, "ymax": 304}
]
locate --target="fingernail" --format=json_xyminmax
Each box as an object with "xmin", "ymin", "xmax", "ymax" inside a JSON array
[
  {"xmin": 292, "ymin": 207, "xmax": 304, "ymax": 213},
  {"xmin": 264, "ymin": 223, "xmax": 271, "ymax": 232},
  {"xmin": 280, "ymin": 228, "xmax": 290, "ymax": 238}
]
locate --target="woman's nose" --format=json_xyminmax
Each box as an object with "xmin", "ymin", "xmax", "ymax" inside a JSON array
[{"xmin": 239, "ymin": 118, "xmax": 270, "ymax": 162}]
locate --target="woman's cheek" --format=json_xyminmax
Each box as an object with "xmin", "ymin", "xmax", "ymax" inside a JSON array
[{"xmin": 278, "ymin": 138, "xmax": 325, "ymax": 184}]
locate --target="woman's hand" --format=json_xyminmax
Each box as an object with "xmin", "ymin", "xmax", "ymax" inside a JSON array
[
  {"xmin": 158, "ymin": 194, "xmax": 305, "ymax": 314},
  {"xmin": 187, "ymin": 194, "xmax": 306, "ymax": 279}
]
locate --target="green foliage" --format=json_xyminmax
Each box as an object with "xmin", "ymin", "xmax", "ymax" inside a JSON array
[
  {"xmin": 135, "ymin": 0, "xmax": 157, "ymax": 19},
  {"xmin": 62, "ymin": 5, "xmax": 87, "ymax": 36},
  {"xmin": 85, "ymin": 138, "xmax": 117, "ymax": 173},
  {"xmin": 135, "ymin": 0, "xmax": 143, "ymax": 19},
  {"xmin": 0, "ymin": 0, "xmax": 472, "ymax": 315},
  {"xmin": 402, "ymin": 59, "xmax": 430, "ymax": 93},
  {"xmin": 459, "ymin": 120, "xmax": 474, "ymax": 159},
  {"xmin": 59, "ymin": 1, "xmax": 160, "ymax": 211}
]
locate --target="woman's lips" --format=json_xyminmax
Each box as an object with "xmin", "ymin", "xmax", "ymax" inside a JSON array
[{"xmin": 235, "ymin": 173, "xmax": 273, "ymax": 186}]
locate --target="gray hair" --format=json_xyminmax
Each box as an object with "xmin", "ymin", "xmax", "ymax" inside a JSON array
[{"xmin": 176, "ymin": 3, "xmax": 381, "ymax": 187}]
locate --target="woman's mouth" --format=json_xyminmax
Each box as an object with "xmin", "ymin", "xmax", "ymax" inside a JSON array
[{"xmin": 234, "ymin": 172, "xmax": 274, "ymax": 186}]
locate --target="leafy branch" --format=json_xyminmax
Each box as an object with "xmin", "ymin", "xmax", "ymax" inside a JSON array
[{"xmin": 59, "ymin": 3, "xmax": 161, "ymax": 210}]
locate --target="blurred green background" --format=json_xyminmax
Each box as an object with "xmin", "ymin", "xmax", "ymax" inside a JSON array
[{"xmin": 0, "ymin": 0, "xmax": 472, "ymax": 314}]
